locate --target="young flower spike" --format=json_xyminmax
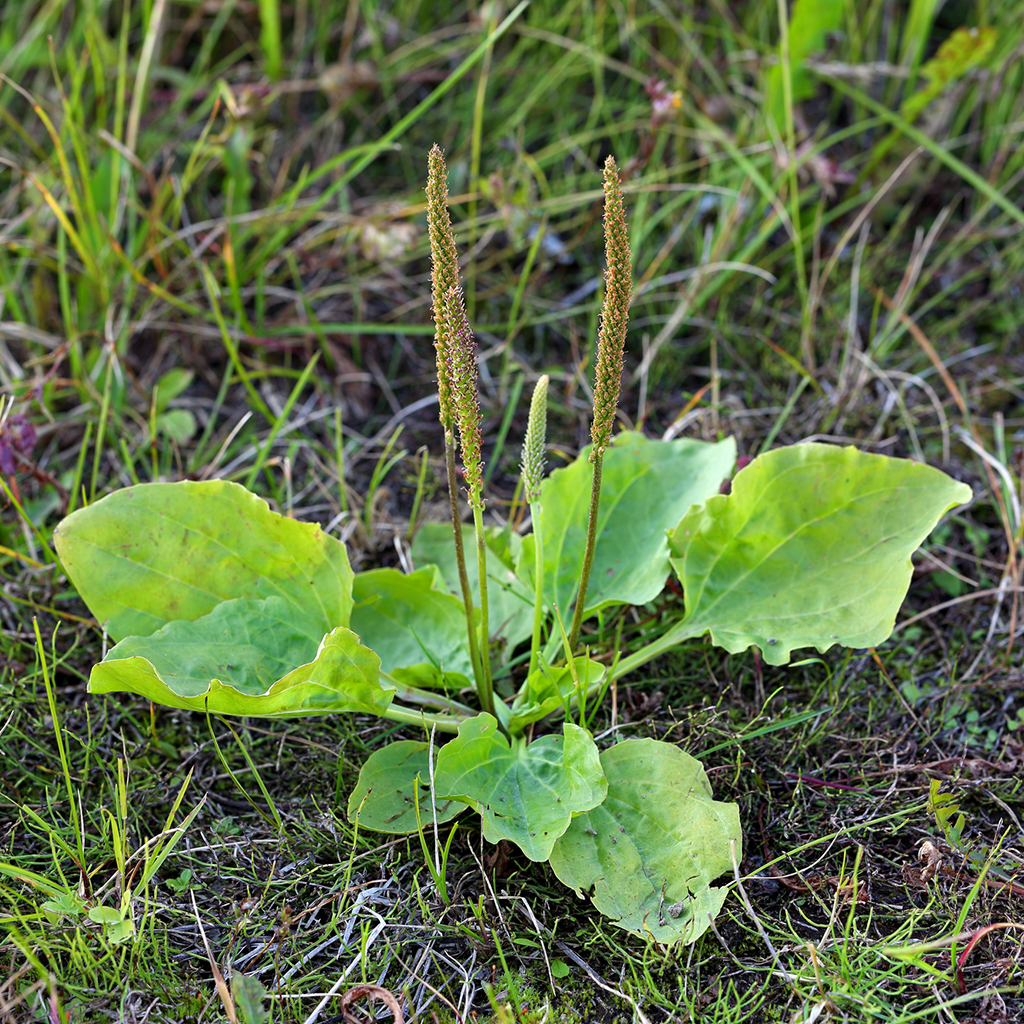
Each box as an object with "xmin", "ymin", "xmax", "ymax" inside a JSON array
[
  {"xmin": 426, "ymin": 144, "xmax": 461, "ymax": 429},
  {"xmin": 522, "ymin": 375, "xmax": 550, "ymax": 676},
  {"xmin": 589, "ymin": 156, "xmax": 632, "ymax": 461},
  {"xmin": 521, "ymin": 375, "xmax": 549, "ymax": 503}
]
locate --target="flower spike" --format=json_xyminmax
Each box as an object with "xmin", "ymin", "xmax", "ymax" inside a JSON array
[
  {"xmin": 426, "ymin": 144, "xmax": 461, "ymax": 429},
  {"xmin": 521, "ymin": 375, "xmax": 549, "ymax": 503},
  {"xmin": 522, "ymin": 375, "xmax": 550, "ymax": 677},
  {"xmin": 568, "ymin": 156, "xmax": 633, "ymax": 650},
  {"xmin": 443, "ymin": 284, "xmax": 485, "ymax": 507},
  {"xmin": 590, "ymin": 156, "xmax": 632, "ymax": 462}
]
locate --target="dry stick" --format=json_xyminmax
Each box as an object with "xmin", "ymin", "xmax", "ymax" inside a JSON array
[{"xmin": 568, "ymin": 156, "xmax": 632, "ymax": 651}]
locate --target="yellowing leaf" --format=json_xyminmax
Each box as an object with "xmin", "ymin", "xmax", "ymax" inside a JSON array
[
  {"xmin": 669, "ymin": 444, "xmax": 972, "ymax": 666},
  {"xmin": 901, "ymin": 26, "xmax": 996, "ymax": 122},
  {"xmin": 55, "ymin": 480, "xmax": 354, "ymax": 641},
  {"xmin": 549, "ymin": 739, "xmax": 739, "ymax": 945}
]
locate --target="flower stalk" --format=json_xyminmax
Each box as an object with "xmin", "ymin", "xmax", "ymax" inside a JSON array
[
  {"xmin": 568, "ymin": 156, "xmax": 632, "ymax": 651},
  {"xmin": 444, "ymin": 285, "xmax": 494, "ymax": 707},
  {"xmin": 426, "ymin": 146, "xmax": 494, "ymax": 718},
  {"xmin": 521, "ymin": 375, "xmax": 549, "ymax": 677}
]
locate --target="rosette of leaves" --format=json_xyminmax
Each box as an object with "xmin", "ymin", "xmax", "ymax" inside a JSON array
[
  {"xmin": 56, "ymin": 437, "xmax": 969, "ymax": 942},
  {"xmin": 54, "ymin": 148, "xmax": 972, "ymax": 945}
]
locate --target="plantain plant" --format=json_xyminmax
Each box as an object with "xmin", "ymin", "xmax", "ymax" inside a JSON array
[{"xmin": 54, "ymin": 149, "xmax": 971, "ymax": 944}]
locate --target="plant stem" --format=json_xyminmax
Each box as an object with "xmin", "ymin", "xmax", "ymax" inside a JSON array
[
  {"xmin": 385, "ymin": 674, "xmax": 478, "ymax": 718},
  {"xmin": 528, "ymin": 501, "xmax": 545, "ymax": 677},
  {"xmin": 568, "ymin": 451, "xmax": 603, "ymax": 650},
  {"xmin": 471, "ymin": 503, "xmax": 495, "ymax": 716},
  {"xmin": 382, "ymin": 703, "xmax": 465, "ymax": 734},
  {"xmin": 444, "ymin": 430, "xmax": 486, "ymax": 697},
  {"xmin": 607, "ymin": 616, "xmax": 703, "ymax": 683}
]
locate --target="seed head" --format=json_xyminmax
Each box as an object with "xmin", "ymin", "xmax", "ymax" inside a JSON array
[
  {"xmin": 426, "ymin": 145, "xmax": 461, "ymax": 429},
  {"xmin": 443, "ymin": 285, "xmax": 485, "ymax": 506},
  {"xmin": 590, "ymin": 156, "xmax": 632, "ymax": 462},
  {"xmin": 521, "ymin": 375, "xmax": 549, "ymax": 503}
]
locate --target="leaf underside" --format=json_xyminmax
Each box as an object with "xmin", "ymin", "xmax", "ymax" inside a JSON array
[
  {"xmin": 433, "ymin": 714, "xmax": 607, "ymax": 861},
  {"xmin": 91, "ymin": 598, "xmax": 390, "ymax": 717},
  {"xmin": 670, "ymin": 443, "xmax": 973, "ymax": 665},
  {"xmin": 549, "ymin": 739, "xmax": 740, "ymax": 945}
]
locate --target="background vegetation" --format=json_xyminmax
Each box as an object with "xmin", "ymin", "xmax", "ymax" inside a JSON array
[{"xmin": 0, "ymin": 0, "xmax": 1022, "ymax": 1020}]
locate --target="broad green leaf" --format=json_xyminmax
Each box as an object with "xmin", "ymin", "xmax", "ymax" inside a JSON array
[
  {"xmin": 154, "ymin": 368, "xmax": 194, "ymax": 411},
  {"xmin": 86, "ymin": 904, "xmax": 136, "ymax": 942},
  {"xmin": 90, "ymin": 598, "xmax": 390, "ymax": 717},
  {"xmin": 41, "ymin": 891, "xmax": 86, "ymax": 922},
  {"xmin": 411, "ymin": 523, "xmax": 534, "ymax": 654},
  {"xmin": 347, "ymin": 739, "xmax": 467, "ymax": 834},
  {"xmin": 55, "ymin": 480, "xmax": 353, "ymax": 642},
  {"xmin": 549, "ymin": 739, "xmax": 740, "ymax": 945},
  {"xmin": 433, "ymin": 714, "xmax": 606, "ymax": 861},
  {"xmin": 350, "ymin": 566, "xmax": 473, "ymax": 680},
  {"xmin": 668, "ymin": 444, "xmax": 971, "ymax": 665},
  {"xmin": 87, "ymin": 905, "xmax": 123, "ymax": 926},
  {"xmin": 156, "ymin": 408, "xmax": 198, "ymax": 444},
  {"xmin": 508, "ymin": 656, "xmax": 606, "ymax": 734},
  {"xmin": 520, "ymin": 433, "xmax": 735, "ymax": 617}
]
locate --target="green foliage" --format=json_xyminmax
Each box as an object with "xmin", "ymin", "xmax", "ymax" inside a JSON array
[
  {"xmin": 53, "ymin": 480, "xmax": 354, "ymax": 642},
  {"xmin": 91, "ymin": 614, "xmax": 389, "ymax": 717},
  {"xmin": 348, "ymin": 740, "xmax": 465, "ymax": 833},
  {"xmin": 549, "ymin": 740, "xmax": 740, "ymax": 944},
  {"xmin": 5, "ymin": 0, "xmax": 1023, "ymax": 1008},
  {"xmin": 509, "ymin": 657, "xmax": 606, "ymax": 733},
  {"xmin": 55, "ymin": 436, "xmax": 968, "ymax": 940},
  {"xmin": 765, "ymin": 0, "xmax": 845, "ymax": 128},
  {"xmin": 899, "ymin": 0, "xmax": 944, "ymax": 78},
  {"xmin": 520, "ymin": 433, "xmax": 736, "ymax": 620},
  {"xmin": 412, "ymin": 524, "xmax": 535, "ymax": 658},
  {"xmin": 351, "ymin": 567, "xmax": 475, "ymax": 681},
  {"xmin": 433, "ymin": 715, "xmax": 606, "ymax": 861},
  {"xmin": 667, "ymin": 444, "xmax": 973, "ymax": 666},
  {"xmin": 232, "ymin": 972, "xmax": 272, "ymax": 1024},
  {"xmin": 901, "ymin": 26, "xmax": 997, "ymax": 122},
  {"xmin": 928, "ymin": 778, "xmax": 966, "ymax": 848},
  {"xmin": 51, "ymin": 133, "xmax": 971, "ymax": 946}
]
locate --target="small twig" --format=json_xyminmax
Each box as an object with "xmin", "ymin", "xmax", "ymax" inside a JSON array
[
  {"xmin": 191, "ymin": 891, "xmax": 238, "ymax": 1024},
  {"xmin": 730, "ymin": 839, "xmax": 795, "ymax": 984}
]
